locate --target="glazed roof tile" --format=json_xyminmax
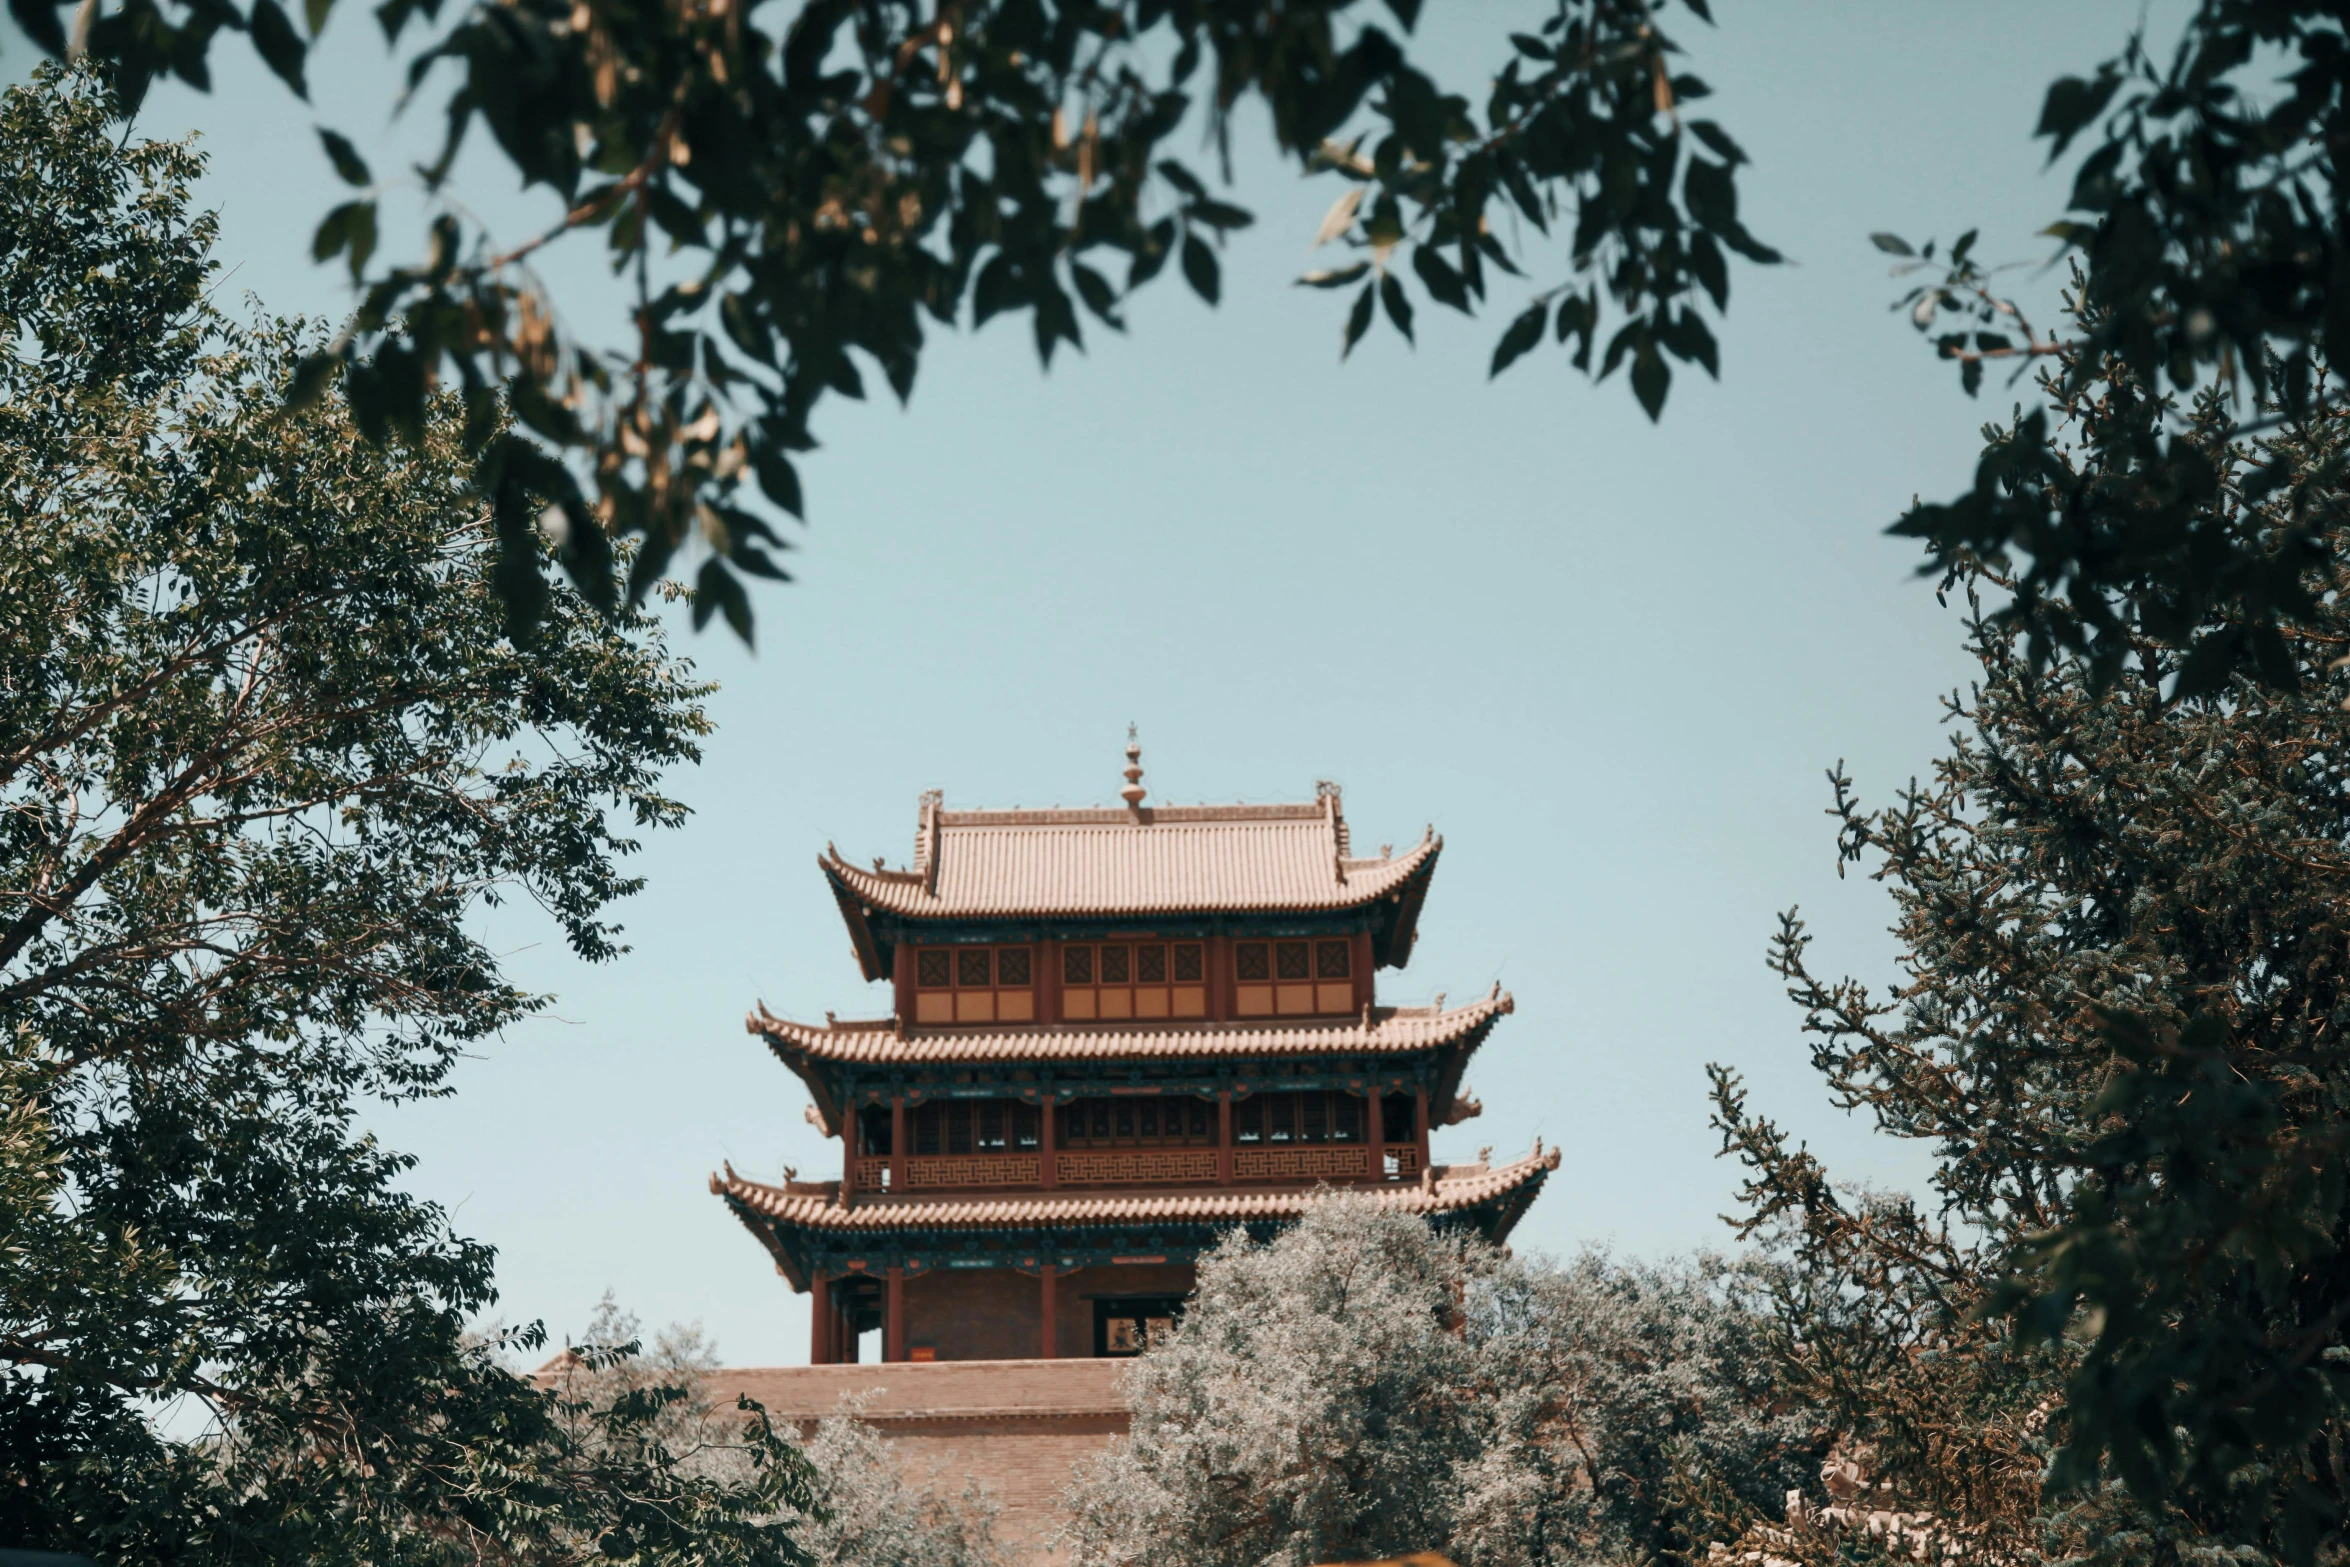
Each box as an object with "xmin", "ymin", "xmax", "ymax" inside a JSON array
[
  {"xmin": 710, "ymin": 1144, "xmax": 1559, "ymax": 1234},
  {"xmin": 821, "ymin": 799, "xmax": 1438, "ymax": 922},
  {"xmin": 748, "ymin": 989, "xmax": 1512, "ymax": 1065}
]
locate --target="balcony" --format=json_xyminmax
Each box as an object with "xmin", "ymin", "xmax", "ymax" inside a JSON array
[{"xmin": 849, "ymin": 1144, "xmax": 1421, "ymax": 1194}]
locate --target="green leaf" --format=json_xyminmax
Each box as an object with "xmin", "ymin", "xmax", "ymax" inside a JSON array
[
  {"xmin": 1684, "ymin": 158, "xmax": 1735, "ymax": 232},
  {"xmin": 1410, "ymin": 245, "xmax": 1472, "ymax": 313},
  {"xmin": 303, "ymin": 0, "xmax": 334, "ymax": 34},
  {"xmin": 317, "ymin": 128, "xmax": 372, "ymax": 186},
  {"xmin": 694, "ymin": 557, "xmax": 754, "ymax": 643},
  {"xmin": 755, "ymin": 445, "xmax": 804, "ymax": 519},
  {"xmin": 1689, "ymin": 119, "xmax": 1745, "ymax": 165},
  {"xmin": 249, "ymin": 0, "xmax": 310, "ymax": 97},
  {"xmin": 345, "ymin": 200, "xmax": 378, "ymax": 279},
  {"xmin": 1071, "ymin": 262, "xmax": 1124, "ymax": 328},
  {"xmin": 1489, "ymin": 305, "xmax": 1544, "ymax": 378},
  {"xmin": 283, "ymin": 350, "xmax": 342, "ymax": 411},
  {"xmin": 8, "ymin": 0, "xmax": 66, "ymax": 54},
  {"xmin": 2035, "ymin": 69, "xmax": 2123, "ymax": 160},
  {"xmin": 1630, "ymin": 337, "xmax": 1668, "ymax": 419},
  {"xmin": 1379, "ymin": 273, "xmax": 1413, "ymax": 343},
  {"xmin": 1870, "ymin": 232, "xmax": 1915, "ymax": 256},
  {"xmin": 1181, "ymin": 234, "xmax": 1220, "ymax": 305},
  {"xmin": 1342, "ymin": 281, "xmax": 1375, "ymax": 358},
  {"xmin": 1156, "ymin": 159, "xmax": 1207, "ymax": 200}
]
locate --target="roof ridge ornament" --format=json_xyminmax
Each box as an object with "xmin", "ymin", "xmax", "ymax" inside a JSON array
[
  {"xmin": 1120, "ymin": 724, "xmax": 1146, "ymax": 820},
  {"xmin": 915, "ymin": 789, "xmax": 944, "ymax": 894}
]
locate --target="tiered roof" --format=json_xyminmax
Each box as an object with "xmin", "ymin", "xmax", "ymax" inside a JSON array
[
  {"xmin": 714, "ymin": 1145, "xmax": 1560, "ymax": 1289},
  {"xmin": 820, "ymin": 788, "xmax": 1441, "ymax": 980},
  {"xmin": 753, "ymin": 988, "xmax": 1511, "ymax": 1137}
]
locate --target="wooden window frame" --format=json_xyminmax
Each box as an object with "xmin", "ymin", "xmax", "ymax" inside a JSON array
[
  {"xmin": 911, "ymin": 943, "xmax": 1036, "ymax": 1026},
  {"xmin": 912, "ymin": 1098, "xmax": 1041, "ymax": 1157},
  {"xmin": 1231, "ymin": 1090, "xmax": 1365, "ymax": 1146},
  {"xmin": 1058, "ymin": 940, "xmax": 1207, "ymax": 1023},
  {"xmin": 1056, "ymin": 1094, "xmax": 1217, "ymax": 1149},
  {"xmin": 1232, "ymin": 938, "xmax": 1355, "ymax": 1017}
]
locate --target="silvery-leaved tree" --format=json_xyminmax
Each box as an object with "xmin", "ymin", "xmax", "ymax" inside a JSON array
[
  {"xmin": 553, "ymin": 1295, "xmax": 1008, "ymax": 1567},
  {"xmin": 0, "ymin": 64, "xmax": 813, "ymax": 1564},
  {"xmin": 1060, "ymin": 1196, "xmax": 1818, "ymax": 1567}
]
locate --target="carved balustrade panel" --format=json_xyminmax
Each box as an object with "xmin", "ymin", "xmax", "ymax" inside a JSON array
[
  {"xmin": 1053, "ymin": 1149, "xmax": 1221, "ymax": 1185},
  {"xmin": 1233, "ymin": 1146, "xmax": 1372, "ymax": 1182},
  {"xmin": 900, "ymin": 1153, "xmax": 1042, "ymax": 1189}
]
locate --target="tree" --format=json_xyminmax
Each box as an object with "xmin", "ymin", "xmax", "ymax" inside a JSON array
[
  {"xmin": 0, "ymin": 63, "xmax": 812, "ymax": 1563},
  {"xmin": 1060, "ymin": 1196, "xmax": 1816, "ymax": 1567},
  {"xmin": 22, "ymin": 0, "xmax": 2348, "ymax": 701},
  {"xmin": 1711, "ymin": 319, "xmax": 2350, "ymax": 1567},
  {"xmin": 20, "ymin": 0, "xmax": 1774, "ymax": 637},
  {"xmin": 551, "ymin": 1296, "xmax": 1007, "ymax": 1567}
]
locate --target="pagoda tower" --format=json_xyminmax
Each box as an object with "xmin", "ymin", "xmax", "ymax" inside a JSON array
[{"xmin": 712, "ymin": 744, "xmax": 1556, "ymax": 1364}]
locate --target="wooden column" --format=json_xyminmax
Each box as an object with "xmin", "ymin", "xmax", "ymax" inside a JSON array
[
  {"xmin": 840, "ymin": 1103, "xmax": 858, "ymax": 1210},
  {"xmin": 1367, "ymin": 1088, "xmax": 1385, "ymax": 1183},
  {"xmin": 810, "ymin": 1272, "xmax": 833, "ymax": 1365},
  {"xmin": 1208, "ymin": 935, "xmax": 1231, "ymax": 1021},
  {"xmin": 885, "ymin": 1265, "xmax": 905, "ymax": 1362},
  {"xmin": 892, "ymin": 945, "xmax": 913, "ymax": 1024},
  {"xmin": 1217, "ymin": 1090, "xmax": 1234, "ymax": 1183},
  {"xmin": 1414, "ymin": 1088, "xmax": 1430, "ymax": 1171},
  {"xmin": 889, "ymin": 1096, "xmax": 907, "ymax": 1193},
  {"xmin": 1352, "ymin": 930, "xmax": 1375, "ymax": 1013},
  {"xmin": 1040, "ymin": 1093, "xmax": 1058, "ymax": 1189},
  {"xmin": 1040, "ymin": 1262, "xmax": 1058, "ymax": 1359}
]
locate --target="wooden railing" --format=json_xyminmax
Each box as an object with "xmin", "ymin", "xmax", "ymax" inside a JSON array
[
  {"xmin": 1053, "ymin": 1148, "xmax": 1220, "ymax": 1185},
  {"xmin": 1234, "ymin": 1145, "xmax": 1370, "ymax": 1181},
  {"xmin": 848, "ymin": 1143, "xmax": 1423, "ymax": 1193}
]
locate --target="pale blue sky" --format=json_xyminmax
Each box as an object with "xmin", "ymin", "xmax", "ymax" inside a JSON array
[{"xmin": 9, "ymin": 4, "xmax": 2174, "ymax": 1367}]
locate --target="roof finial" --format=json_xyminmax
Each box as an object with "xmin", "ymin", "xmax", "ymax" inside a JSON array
[{"xmin": 1121, "ymin": 723, "xmax": 1146, "ymax": 818}]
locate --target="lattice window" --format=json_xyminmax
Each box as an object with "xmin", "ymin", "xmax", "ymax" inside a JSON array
[
  {"xmin": 1234, "ymin": 938, "xmax": 1355, "ymax": 1018},
  {"xmin": 1059, "ymin": 941, "xmax": 1206, "ymax": 1022},
  {"xmin": 911, "ymin": 944, "xmax": 1035, "ymax": 1025},
  {"xmin": 912, "ymin": 1099, "xmax": 1039, "ymax": 1156},
  {"xmin": 1059, "ymin": 1095, "xmax": 1215, "ymax": 1149},
  {"xmin": 1232, "ymin": 1090, "xmax": 1365, "ymax": 1146}
]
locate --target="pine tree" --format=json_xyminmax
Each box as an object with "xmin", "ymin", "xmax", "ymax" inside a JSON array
[{"xmin": 1713, "ymin": 317, "xmax": 2350, "ymax": 1567}]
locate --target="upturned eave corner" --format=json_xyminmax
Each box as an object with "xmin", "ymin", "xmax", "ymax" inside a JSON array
[
  {"xmin": 1375, "ymin": 830, "xmax": 1443, "ymax": 971},
  {"xmin": 817, "ymin": 850, "xmax": 892, "ymax": 983},
  {"xmin": 750, "ymin": 1004, "xmax": 847, "ymax": 1137}
]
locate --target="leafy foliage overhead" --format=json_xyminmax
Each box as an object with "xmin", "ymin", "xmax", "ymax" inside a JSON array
[
  {"xmin": 1886, "ymin": 4, "xmax": 2350, "ymax": 697},
  {"xmin": 0, "ymin": 65, "xmax": 808, "ymax": 1563},
  {"xmin": 22, "ymin": 0, "xmax": 1768, "ymax": 638}
]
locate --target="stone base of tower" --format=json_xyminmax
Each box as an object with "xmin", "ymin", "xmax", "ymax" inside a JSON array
[{"xmin": 728, "ymin": 1359, "xmax": 1128, "ymax": 1567}]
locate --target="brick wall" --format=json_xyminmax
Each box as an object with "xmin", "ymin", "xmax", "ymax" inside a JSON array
[
  {"xmin": 907, "ymin": 1268, "xmax": 1041, "ymax": 1361},
  {"xmin": 893, "ymin": 1262, "xmax": 1201, "ymax": 1361},
  {"xmin": 726, "ymin": 1359, "xmax": 1130, "ymax": 1567}
]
